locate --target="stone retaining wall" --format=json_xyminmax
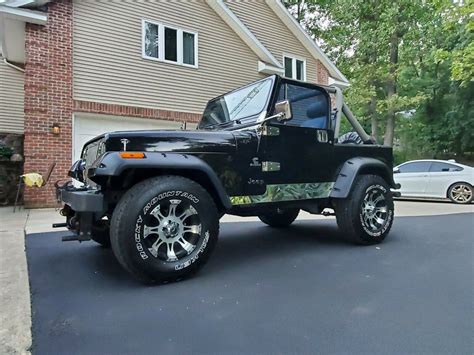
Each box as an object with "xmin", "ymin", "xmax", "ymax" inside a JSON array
[{"xmin": 0, "ymin": 134, "xmax": 24, "ymax": 205}]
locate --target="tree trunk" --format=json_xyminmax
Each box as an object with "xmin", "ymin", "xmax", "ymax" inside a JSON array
[
  {"xmin": 369, "ymin": 96, "xmax": 378, "ymax": 142},
  {"xmin": 296, "ymin": 0, "xmax": 305, "ymax": 23},
  {"xmin": 384, "ymin": 33, "xmax": 399, "ymax": 147},
  {"xmin": 384, "ymin": 114, "xmax": 395, "ymax": 147}
]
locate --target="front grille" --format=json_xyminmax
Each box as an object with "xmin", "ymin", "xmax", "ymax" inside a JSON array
[{"xmin": 82, "ymin": 138, "xmax": 106, "ymax": 168}]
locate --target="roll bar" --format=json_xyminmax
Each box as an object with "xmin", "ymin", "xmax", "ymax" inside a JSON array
[{"xmin": 324, "ymin": 86, "xmax": 372, "ymax": 143}]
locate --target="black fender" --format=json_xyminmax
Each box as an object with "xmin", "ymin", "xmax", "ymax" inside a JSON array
[
  {"xmin": 330, "ymin": 157, "xmax": 400, "ymax": 199},
  {"xmin": 88, "ymin": 152, "xmax": 232, "ymax": 210}
]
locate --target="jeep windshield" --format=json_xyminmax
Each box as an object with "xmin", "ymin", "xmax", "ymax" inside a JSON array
[{"xmin": 198, "ymin": 77, "xmax": 274, "ymax": 130}]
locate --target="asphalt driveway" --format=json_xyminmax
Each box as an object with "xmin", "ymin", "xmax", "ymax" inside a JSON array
[{"xmin": 26, "ymin": 213, "xmax": 473, "ymax": 354}]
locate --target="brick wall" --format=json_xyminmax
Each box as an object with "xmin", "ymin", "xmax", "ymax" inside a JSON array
[
  {"xmin": 74, "ymin": 101, "xmax": 202, "ymax": 123},
  {"xmin": 23, "ymin": 0, "xmax": 73, "ymax": 208},
  {"xmin": 316, "ymin": 60, "xmax": 329, "ymax": 85}
]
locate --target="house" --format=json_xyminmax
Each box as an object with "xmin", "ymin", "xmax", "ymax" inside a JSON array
[{"xmin": 0, "ymin": 0, "xmax": 349, "ymax": 207}]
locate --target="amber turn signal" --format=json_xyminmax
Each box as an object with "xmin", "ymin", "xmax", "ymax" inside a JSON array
[{"xmin": 119, "ymin": 152, "xmax": 146, "ymax": 159}]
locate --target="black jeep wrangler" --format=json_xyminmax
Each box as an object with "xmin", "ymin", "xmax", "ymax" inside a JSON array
[{"xmin": 58, "ymin": 75, "xmax": 398, "ymax": 283}]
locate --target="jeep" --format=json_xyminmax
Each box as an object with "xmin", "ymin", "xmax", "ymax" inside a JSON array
[{"xmin": 57, "ymin": 75, "xmax": 399, "ymax": 283}]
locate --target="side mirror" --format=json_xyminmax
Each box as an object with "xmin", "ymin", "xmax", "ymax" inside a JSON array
[
  {"xmin": 274, "ymin": 100, "xmax": 292, "ymax": 122},
  {"xmin": 393, "ymin": 167, "xmax": 400, "ymax": 174}
]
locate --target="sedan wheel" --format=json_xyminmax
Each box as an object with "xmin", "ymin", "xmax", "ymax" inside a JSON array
[{"xmin": 448, "ymin": 183, "xmax": 473, "ymax": 204}]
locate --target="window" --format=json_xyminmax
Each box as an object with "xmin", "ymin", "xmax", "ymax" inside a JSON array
[
  {"xmin": 199, "ymin": 78, "xmax": 274, "ymax": 129},
  {"xmin": 144, "ymin": 22, "xmax": 159, "ymax": 59},
  {"xmin": 183, "ymin": 32, "xmax": 195, "ymax": 65},
  {"xmin": 142, "ymin": 19, "xmax": 198, "ymax": 68},
  {"xmin": 399, "ymin": 162, "xmax": 431, "ymax": 173},
  {"xmin": 429, "ymin": 162, "xmax": 463, "ymax": 172},
  {"xmin": 276, "ymin": 82, "xmax": 329, "ymax": 128},
  {"xmin": 284, "ymin": 57, "xmax": 293, "ymax": 78},
  {"xmin": 283, "ymin": 55, "xmax": 306, "ymax": 81},
  {"xmin": 164, "ymin": 27, "xmax": 177, "ymax": 61}
]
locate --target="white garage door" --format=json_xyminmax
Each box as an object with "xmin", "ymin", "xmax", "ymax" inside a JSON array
[{"xmin": 73, "ymin": 113, "xmax": 187, "ymax": 162}]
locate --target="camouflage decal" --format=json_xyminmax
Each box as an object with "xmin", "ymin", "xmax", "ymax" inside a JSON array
[{"xmin": 230, "ymin": 182, "xmax": 334, "ymax": 205}]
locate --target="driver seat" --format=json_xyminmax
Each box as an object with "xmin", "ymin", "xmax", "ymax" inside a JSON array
[{"xmin": 300, "ymin": 99, "xmax": 327, "ymax": 129}]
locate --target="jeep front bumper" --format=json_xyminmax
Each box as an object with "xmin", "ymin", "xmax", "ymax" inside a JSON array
[
  {"xmin": 57, "ymin": 185, "xmax": 106, "ymax": 242},
  {"xmin": 61, "ymin": 188, "xmax": 105, "ymax": 213}
]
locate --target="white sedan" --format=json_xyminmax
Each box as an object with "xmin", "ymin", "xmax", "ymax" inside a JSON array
[{"xmin": 393, "ymin": 159, "xmax": 474, "ymax": 204}]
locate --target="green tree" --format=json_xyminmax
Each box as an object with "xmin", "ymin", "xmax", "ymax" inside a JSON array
[
  {"xmin": 285, "ymin": 0, "xmax": 473, "ymax": 157},
  {"xmin": 397, "ymin": 0, "xmax": 474, "ymax": 158}
]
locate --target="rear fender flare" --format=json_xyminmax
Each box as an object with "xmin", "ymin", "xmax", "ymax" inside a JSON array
[{"xmin": 330, "ymin": 157, "xmax": 399, "ymax": 199}]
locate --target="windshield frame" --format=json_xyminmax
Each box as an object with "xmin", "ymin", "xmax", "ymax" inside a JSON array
[
  {"xmin": 198, "ymin": 76, "xmax": 276, "ymax": 130},
  {"xmin": 269, "ymin": 77, "xmax": 332, "ymax": 129}
]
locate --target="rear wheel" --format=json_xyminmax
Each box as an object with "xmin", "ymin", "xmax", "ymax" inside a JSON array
[
  {"xmin": 110, "ymin": 176, "xmax": 219, "ymax": 284},
  {"xmin": 258, "ymin": 208, "xmax": 299, "ymax": 228},
  {"xmin": 448, "ymin": 183, "xmax": 473, "ymax": 204},
  {"xmin": 335, "ymin": 175, "xmax": 394, "ymax": 244}
]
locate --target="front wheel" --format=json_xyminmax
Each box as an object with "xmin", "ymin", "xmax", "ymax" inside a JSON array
[
  {"xmin": 448, "ymin": 183, "xmax": 473, "ymax": 204},
  {"xmin": 110, "ymin": 176, "xmax": 219, "ymax": 284},
  {"xmin": 258, "ymin": 208, "xmax": 299, "ymax": 228},
  {"xmin": 334, "ymin": 175, "xmax": 394, "ymax": 244}
]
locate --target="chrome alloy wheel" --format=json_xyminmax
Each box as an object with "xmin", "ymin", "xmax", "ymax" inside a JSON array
[
  {"xmin": 360, "ymin": 188, "xmax": 389, "ymax": 233},
  {"xmin": 450, "ymin": 184, "xmax": 472, "ymax": 203},
  {"xmin": 142, "ymin": 199, "xmax": 202, "ymax": 262}
]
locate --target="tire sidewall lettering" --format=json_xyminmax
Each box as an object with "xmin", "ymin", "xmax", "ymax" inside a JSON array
[
  {"xmin": 366, "ymin": 184, "xmax": 387, "ymax": 194},
  {"xmin": 134, "ymin": 215, "xmax": 148, "ymax": 260},
  {"xmin": 142, "ymin": 191, "xmax": 199, "ymax": 215}
]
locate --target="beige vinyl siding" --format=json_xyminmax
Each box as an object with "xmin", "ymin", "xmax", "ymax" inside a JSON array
[
  {"xmin": 226, "ymin": 0, "xmax": 319, "ymax": 84},
  {"xmin": 73, "ymin": 0, "xmax": 265, "ymax": 114},
  {"xmin": 0, "ymin": 60, "xmax": 24, "ymax": 134}
]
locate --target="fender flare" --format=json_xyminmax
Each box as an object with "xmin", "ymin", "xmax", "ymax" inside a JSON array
[
  {"xmin": 89, "ymin": 152, "xmax": 232, "ymax": 210},
  {"xmin": 330, "ymin": 157, "xmax": 400, "ymax": 199}
]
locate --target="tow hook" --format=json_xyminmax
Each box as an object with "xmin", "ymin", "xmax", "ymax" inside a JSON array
[
  {"xmin": 52, "ymin": 223, "xmax": 68, "ymax": 228},
  {"xmin": 62, "ymin": 235, "xmax": 81, "ymax": 242},
  {"xmin": 51, "ymin": 222, "xmax": 74, "ymax": 241},
  {"xmin": 60, "ymin": 232, "xmax": 92, "ymax": 242}
]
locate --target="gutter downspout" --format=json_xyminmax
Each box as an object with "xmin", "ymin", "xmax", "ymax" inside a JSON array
[{"xmin": 3, "ymin": 58, "xmax": 25, "ymax": 72}]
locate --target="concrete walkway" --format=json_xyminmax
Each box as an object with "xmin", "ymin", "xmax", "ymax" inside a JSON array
[
  {"xmin": 0, "ymin": 208, "xmax": 31, "ymax": 355},
  {"xmin": 0, "ymin": 200, "xmax": 472, "ymax": 354}
]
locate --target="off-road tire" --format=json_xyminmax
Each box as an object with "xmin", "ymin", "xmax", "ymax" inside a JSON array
[
  {"xmin": 258, "ymin": 209, "xmax": 299, "ymax": 228},
  {"xmin": 335, "ymin": 174, "xmax": 394, "ymax": 244},
  {"xmin": 110, "ymin": 175, "xmax": 219, "ymax": 284},
  {"xmin": 447, "ymin": 182, "xmax": 473, "ymax": 204},
  {"xmin": 90, "ymin": 220, "xmax": 111, "ymax": 247}
]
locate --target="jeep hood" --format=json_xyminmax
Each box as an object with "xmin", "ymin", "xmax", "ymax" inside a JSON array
[{"xmin": 99, "ymin": 129, "xmax": 237, "ymax": 154}]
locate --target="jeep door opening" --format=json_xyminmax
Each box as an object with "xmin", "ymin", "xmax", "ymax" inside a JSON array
[{"xmin": 56, "ymin": 75, "xmax": 399, "ymax": 283}]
